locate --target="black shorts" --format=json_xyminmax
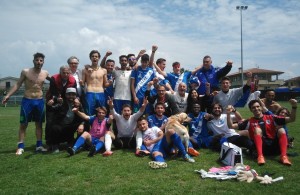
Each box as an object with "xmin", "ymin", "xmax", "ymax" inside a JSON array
[{"xmin": 262, "ymin": 137, "xmax": 280, "ymax": 156}]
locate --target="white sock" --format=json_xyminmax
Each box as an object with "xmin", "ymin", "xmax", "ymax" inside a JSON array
[{"xmin": 105, "ymin": 134, "xmax": 112, "ymax": 151}]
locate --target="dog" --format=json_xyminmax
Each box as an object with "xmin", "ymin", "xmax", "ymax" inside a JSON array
[{"xmin": 165, "ymin": 113, "xmax": 191, "ymax": 151}]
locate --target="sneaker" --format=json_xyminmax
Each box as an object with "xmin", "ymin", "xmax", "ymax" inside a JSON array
[
  {"xmin": 135, "ymin": 150, "xmax": 150, "ymax": 157},
  {"xmin": 288, "ymin": 137, "xmax": 294, "ymax": 148},
  {"xmin": 148, "ymin": 161, "xmax": 168, "ymax": 169},
  {"xmin": 36, "ymin": 146, "xmax": 48, "ymax": 153},
  {"xmin": 52, "ymin": 145, "xmax": 59, "ymax": 153},
  {"xmin": 188, "ymin": 147, "xmax": 200, "ymax": 157},
  {"xmin": 257, "ymin": 155, "xmax": 265, "ymax": 165},
  {"xmin": 280, "ymin": 155, "xmax": 292, "ymax": 166},
  {"xmin": 103, "ymin": 151, "xmax": 113, "ymax": 157},
  {"xmin": 16, "ymin": 148, "xmax": 24, "ymax": 156},
  {"xmin": 184, "ymin": 154, "xmax": 195, "ymax": 163},
  {"xmin": 87, "ymin": 145, "xmax": 96, "ymax": 157},
  {"xmin": 67, "ymin": 147, "xmax": 76, "ymax": 156}
]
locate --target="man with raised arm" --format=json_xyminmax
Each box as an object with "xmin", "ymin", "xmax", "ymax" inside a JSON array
[
  {"xmin": 82, "ymin": 50, "xmax": 112, "ymax": 115},
  {"xmin": 2, "ymin": 52, "xmax": 49, "ymax": 155}
]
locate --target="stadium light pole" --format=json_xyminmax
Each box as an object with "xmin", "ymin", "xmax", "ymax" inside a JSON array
[{"xmin": 236, "ymin": 5, "xmax": 248, "ymax": 86}]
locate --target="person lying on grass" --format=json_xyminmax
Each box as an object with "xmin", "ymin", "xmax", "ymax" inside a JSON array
[{"xmin": 67, "ymin": 106, "xmax": 115, "ymax": 157}]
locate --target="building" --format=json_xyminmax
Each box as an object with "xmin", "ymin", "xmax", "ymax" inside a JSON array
[
  {"xmin": 227, "ymin": 68, "xmax": 284, "ymax": 90},
  {"xmin": 0, "ymin": 76, "xmax": 20, "ymax": 90},
  {"xmin": 284, "ymin": 76, "xmax": 300, "ymax": 89}
]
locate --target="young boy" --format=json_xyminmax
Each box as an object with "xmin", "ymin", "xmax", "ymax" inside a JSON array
[
  {"xmin": 68, "ymin": 106, "xmax": 114, "ymax": 157},
  {"xmin": 136, "ymin": 117, "xmax": 164, "ymax": 157}
]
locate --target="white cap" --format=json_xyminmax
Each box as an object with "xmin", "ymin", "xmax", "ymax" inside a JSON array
[{"xmin": 66, "ymin": 88, "xmax": 76, "ymax": 94}]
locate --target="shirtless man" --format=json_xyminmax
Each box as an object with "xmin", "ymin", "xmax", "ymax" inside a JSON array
[
  {"xmin": 261, "ymin": 89, "xmax": 281, "ymax": 113},
  {"xmin": 82, "ymin": 50, "xmax": 112, "ymax": 115},
  {"xmin": 2, "ymin": 52, "xmax": 49, "ymax": 155}
]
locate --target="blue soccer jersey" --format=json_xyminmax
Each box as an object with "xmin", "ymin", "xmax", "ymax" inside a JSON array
[
  {"xmin": 131, "ymin": 66, "xmax": 155, "ymax": 99},
  {"xmin": 147, "ymin": 114, "xmax": 168, "ymax": 128},
  {"xmin": 166, "ymin": 71, "xmax": 191, "ymax": 91}
]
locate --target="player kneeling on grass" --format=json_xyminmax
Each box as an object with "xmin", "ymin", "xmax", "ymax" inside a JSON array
[
  {"xmin": 68, "ymin": 106, "xmax": 114, "ymax": 157},
  {"xmin": 135, "ymin": 117, "xmax": 163, "ymax": 157},
  {"xmin": 148, "ymin": 128, "xmax": 195, "ymax": 169}
]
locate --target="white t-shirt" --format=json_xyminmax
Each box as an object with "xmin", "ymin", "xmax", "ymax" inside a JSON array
[
  {"xmin": 113, "ymin": 70, "xmax": 132, "ymax": 101},
  {"xmin": 71, "ymin": 69, "xmax": 82, "ymax": 96},
  {"xmin": 140, "ymin": 126, "xmax": 162, "ymax": 151},
  {"xmin": 207, "ymin": 114, "xmax": 239, "ymax": 138},
  {"xmin": 112, "ymin": 108, "xmax": 143, "ymax": 137}
]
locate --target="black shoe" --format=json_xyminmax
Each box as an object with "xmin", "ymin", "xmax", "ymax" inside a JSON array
[
  {"xmin": 67, "ymin": 147, "xmax": 75, "ymax": 156},
  {"xmin": 88, "ymin": 145, "xmax": 96, "ymax": 157}
]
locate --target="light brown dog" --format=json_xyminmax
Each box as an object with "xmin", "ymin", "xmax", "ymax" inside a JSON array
[{"xmin": 165, "ymin": 113, "xmax": 191, "ymax": 151}]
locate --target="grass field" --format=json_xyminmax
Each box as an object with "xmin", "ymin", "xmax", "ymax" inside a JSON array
[{"xmin": 0, "ymin": 103, "xmax": 299, "ymax": 194}]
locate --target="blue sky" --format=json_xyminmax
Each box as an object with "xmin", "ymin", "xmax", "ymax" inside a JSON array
[{"xmin": 0, "ymin": 0, "xmax": 299, "ymax": 80}]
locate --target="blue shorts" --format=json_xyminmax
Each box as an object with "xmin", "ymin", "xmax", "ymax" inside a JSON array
[
  {"xmin": 113, "ymin": 99, "xmax": 132, "ymax": 114},
  {"xmin": 151, "ymin": 136, "xmax": 173, "ymax": 158},
  {"xmin": 91, "ymin": 137, "xmax": 102, "ymax": 145},
  {"xmin": 85, "ymin": 92, "xmax": 105, "ymax": 115},
  {"xmin": 20, "ymin": 97, "xmax": 45, "ymax": 124}
]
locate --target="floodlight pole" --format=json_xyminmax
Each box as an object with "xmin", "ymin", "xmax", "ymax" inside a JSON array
[{"xmin": 236, "ymin": 5, "xmax": 248, "ymax": 86}]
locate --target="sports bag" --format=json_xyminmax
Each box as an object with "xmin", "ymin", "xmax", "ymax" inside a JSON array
[{"xmin": 220, "ymin": 142, "xmax": 243, "ymax": 166}]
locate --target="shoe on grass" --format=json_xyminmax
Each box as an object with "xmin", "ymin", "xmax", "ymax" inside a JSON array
[
  {"xmin": 16, "ymin": 148, "xmax": 24, "ymax": 156},
  {"xmin": 148, "ymin": 161, "xmax": 167, "ymax": 169},
  {"xmin": 257, "ymin": 155, "xmax": 265, "ymax": 165},
  {"xmin": 280, "ymin": 155, "xmax": 292, "ymax": 166},
  {"xmin": 36, "ymin": 146, "xmax": 47, "ymax": 153},
  {"xmin": 87, "ymin": 145, "xmax": 96, "ymax": 157},
  {"xmin": 103, "ymin": 150, "xmax": 113, "ymax": 157},
  {"xmin": 184, "ymin": 154, "xmax": 195, "ymax": 163},
  {"xmin": 188, "ymin": 147, "xmax": 200, "ymax": 157},
  {"xmin": 67, "ymin": 147, "xmax": 76, "ymax": 156}
]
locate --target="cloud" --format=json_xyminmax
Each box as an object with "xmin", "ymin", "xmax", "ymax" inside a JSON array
[{"xmin": 0, "ymin": 0, "xmax": 299, "ymax": 80}]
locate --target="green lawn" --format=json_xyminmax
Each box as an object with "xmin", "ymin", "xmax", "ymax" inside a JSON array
[{"xmin": 0, "ymin": 103, "xmax": 299, "ymax": 194}]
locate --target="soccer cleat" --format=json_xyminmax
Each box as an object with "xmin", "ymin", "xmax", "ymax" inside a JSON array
[
  {"xmin": 288, "ymin": 137, "xmax": 294, "ymax": 148},
  {"xmin": 87, "ymin": 145, "xmax": 96, "ymax": 157},
  {"xmin": 102, "ymin": 150, "xmax": 113, "ymax": 157},
  {"xmin": 184, "ymin": 154, "xmax": 195, "ymax": 163},
  {"xmin": 148, "ymin": 161, "xmax": 168, "ymax": 169},
  {"xmin": 67, "ymin": 147, "xmax": 76, "ymax": 156},
  {"xmin": 16, "ymin": 148, "xmax": 24, "ymax": 156},
  {"xmin": 52, "ymin": 145, "xmax": 59, "ymax": 154},
  {"xmin": 257, "ymin": 155, "xmax": 265, "ymax": 165},
  {"xmin": 188, "ymin": 147, "xmax": 200, "ymax": 157},
  {"xmin": 280, "ymin": 155, "xmax": 292, "ymax": 166},
  {"xmin": 135, "ymin": 150, "xmax": 150, "ymax": 157},
  {"xmin": 36, "ymin": 146, "xmax": 48, "ymax": 153}
]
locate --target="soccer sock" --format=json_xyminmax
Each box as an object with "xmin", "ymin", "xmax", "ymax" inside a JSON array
[
  {"xmin": 95, "ymin": 141, "xmax": 104, "ymax": 152},
  {"xmin": 154, "ymin": 155, "xmax": 165, "ymax": 162},
  {"xmin": 253, "ymin": 135, "xmax": 263, "ymax": 157},
  {"xmin": 105, "ymin": 134, "xmax": 112, "ymax": 151},
  {"xmin": 279, "ymin": 133, "xmax": 288, "ymax": 156},
  {"xmin": 188, "ymin": 141, "xmax": 193, "ymax": 148},
  {"xmin": 36, "ymin": 140, "xmax": 42, "ymax": 147},
  {"xmin": 170, "ymin": 133, "xmax": 187, "ymax": 156},
  {"xmin": 73, "ymin": 136, "xmax": 85, "ymax": 151},
  {"xmin": 18, "ymin": 142, "xmax": 24, "ymax": 149}
]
